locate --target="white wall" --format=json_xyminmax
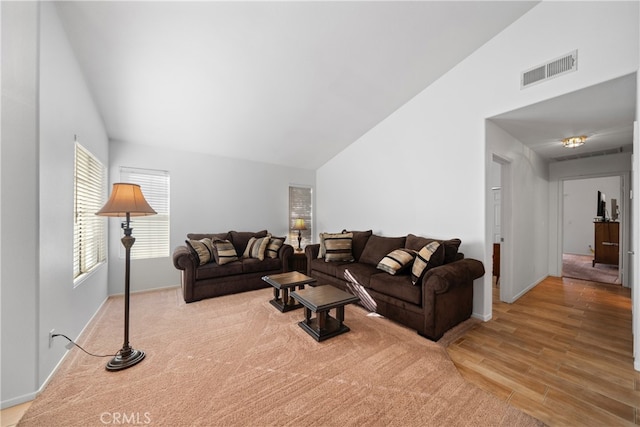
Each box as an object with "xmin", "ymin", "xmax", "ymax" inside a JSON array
[
  {"xmin": 1, "ymin": 1, "xmax": 39, "ymax": 409},
  {"xmin": 316, "ymin": 1, "xmax": 639, "ymax": 320},
  {"xmin": 563, "ymin": 176, "xmax": 621, "ymax": 256},
  {"xmin": 1, "ymin": 2, "xmax": 111, "ymax": 408},
  {"xmin": 108, "ymin": 140, "xmax": 315, "ymax": 294},
  {"xmin": 487, "ymin": 121, "xmax": 549, "ymax": 304},
  {"xmin": 38, "ymin": 0, "xmax": 110, "ymax": 391}
]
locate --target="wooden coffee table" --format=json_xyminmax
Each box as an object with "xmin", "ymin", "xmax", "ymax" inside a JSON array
[
  {"xmin": 290, "ymin": 285, "xmax": 360, "ymax": 341},
  {"xmin": 262, "ymin": 271, "xmax": 317, "ymax": 312}
]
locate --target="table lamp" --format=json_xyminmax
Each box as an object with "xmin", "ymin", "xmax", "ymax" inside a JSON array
[{"xmin": 292, "ymin": 219, "xmax": 307, "ymax": 252}]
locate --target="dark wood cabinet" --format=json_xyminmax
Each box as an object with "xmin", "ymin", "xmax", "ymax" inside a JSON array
[
  {"xmin": 289, "ymin": 251, "xmax": 307, "ymax": 274},
  {"xmin": 593, "ymin": 221, "xmax": 619, "ymax": 267},
  {"xmin": 492, "ymin": 243, "xmax": 500, "ymax": 285}
]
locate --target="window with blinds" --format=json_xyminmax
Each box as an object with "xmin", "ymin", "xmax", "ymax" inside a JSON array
[
  {"xmin": 120, "ymin": 167, "xmax": 170, "ymax": 259},
  {"xmin": 74, "ymin": 143, "xmax": 107, "ymax": 280},
  {"xmin": 289, "ymin": 186, "xmax": 312, "ymax": 248}
]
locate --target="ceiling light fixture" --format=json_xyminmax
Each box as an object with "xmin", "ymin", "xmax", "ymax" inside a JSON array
[{"xmin": 561, "ymin": 135, "xmax": 587, "ymax": 148}]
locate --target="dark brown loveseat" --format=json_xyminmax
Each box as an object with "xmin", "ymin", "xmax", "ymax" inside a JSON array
[
  {"xmin": 173, "ymin": 230, "xmax": 293, "ymax": 303},
  {"xmin": 305, "ymin": 230, "xmax": 485, "ymax": 340}
]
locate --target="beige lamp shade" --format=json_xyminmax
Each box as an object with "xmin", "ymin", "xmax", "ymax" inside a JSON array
[
  {"xmin": 96, "ymin": 183, "xmax": 157, "ymax": 217},
  {"xmin": 292, "ymin": 219, "xmax": 307, "ymax": 230}
]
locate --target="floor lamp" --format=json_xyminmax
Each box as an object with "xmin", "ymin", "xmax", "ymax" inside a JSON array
[{"xmin": 97, "ymin": 183, "xmax": 156, "ymax": 371}]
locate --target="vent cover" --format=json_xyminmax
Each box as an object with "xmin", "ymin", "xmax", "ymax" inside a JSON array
[
  {"xmin": 521, "ymin": 50, "xmax": 578, "ymax": 88},
  {"xmin": 552, "ymin": 146, "xmax": 625, "ymax": 163}
]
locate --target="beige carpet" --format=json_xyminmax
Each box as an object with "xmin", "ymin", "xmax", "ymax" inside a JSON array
[
  {"xmin": 562, "ymin": 253, "xmax": 620, "ymax": 284},
  {"xmin": 20, "ymin": 287, "xmax": 543, "ymax": 427}
]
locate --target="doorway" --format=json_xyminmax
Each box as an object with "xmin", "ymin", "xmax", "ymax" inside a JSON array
[
  {"xmin": 490, "ymin": 154, "xmax": 512, "ymax": 304},
  {"xmin": 562, "ymin": 176, "xmax": 622, "ymax": 284}
]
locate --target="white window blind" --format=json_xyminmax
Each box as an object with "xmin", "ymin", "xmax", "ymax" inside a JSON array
[
  {"xmin": 74, "ymin": 143, "xmax": 107, "ymax": 280},
  {"xmin": 289, "ymin": 186, "xmax": 312, "ymax": 248},
  {"xmin": 120, "ymin": 167, "xmax": 170, "ymax": 259}
]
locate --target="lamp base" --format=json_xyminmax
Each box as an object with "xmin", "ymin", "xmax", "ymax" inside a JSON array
[{"xmin": 106, "ymin": 348, "xmax": 145, "ymax": 371}]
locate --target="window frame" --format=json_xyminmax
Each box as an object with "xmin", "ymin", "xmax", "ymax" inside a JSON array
[
  {"xmin": 119, "ymin": 166, "xmax": 170, "ymax": 260},
  {"xmin": 289, "ymin": 185, "xmax": 313, "ymax": 249},
  {"xmin": 73, "ymin": 142, "xmax": 107, "ymax": 285}
]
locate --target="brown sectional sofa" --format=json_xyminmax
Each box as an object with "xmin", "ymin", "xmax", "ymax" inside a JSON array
[
  {"xmin": 173, "ymin": 230, "xmax": 293, "ymax": 303},
  {"xmin": 305, "ymin": 230, "xmax": 485, "ymax": 340}
]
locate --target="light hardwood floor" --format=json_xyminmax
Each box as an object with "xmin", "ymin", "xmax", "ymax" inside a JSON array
[
  {"xmin": 447, "ymin": 275, "xmax": 638, "ymax": 426},
  {"xmin": 1, "ymin": 401, "xmax": 31, "ymax": 427}
]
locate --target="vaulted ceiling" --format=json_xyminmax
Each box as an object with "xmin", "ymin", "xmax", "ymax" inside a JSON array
[{"xmin": 55, "ymin": 1, "xmax": 539, "ymax": 169}]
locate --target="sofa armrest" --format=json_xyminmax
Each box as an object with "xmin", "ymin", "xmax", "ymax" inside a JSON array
[
  {"xmin": 173, "ymin": 245, "xmax": 197, "ymax": 271},
  {"xmin": 279, "ymin": 243, "xmax": 294, "ymax": 272},
  {"xmin": 305, "ymin": 244, "xmax": 320, "ymax": 260},
  {"xmin": 420, "ymin": 257, "xmax": 484, "ymax": 340},
  {"xmin": 422, "ymin": 258, "xmax": 485, "ymax": 294}
]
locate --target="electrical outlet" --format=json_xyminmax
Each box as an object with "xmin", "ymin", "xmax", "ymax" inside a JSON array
[{"xmin": 49, "ymin": 329, "xmax": 55, "ymax": 348}]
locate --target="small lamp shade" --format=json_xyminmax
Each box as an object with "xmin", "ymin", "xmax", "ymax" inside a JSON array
[
  {"xmin": 292, "ymin": 219, "xmax": 307, "ymax": 230},
  {"xmin": 96, "ymin": 183, "xmax": 157, "ymax": 217}
]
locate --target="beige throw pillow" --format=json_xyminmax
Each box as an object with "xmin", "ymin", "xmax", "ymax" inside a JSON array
[
  {"xmin": 185, "ymin": 238, "xmax": 214, "ymax": 265},
  {"xmin": 211, "ymin": 239, "xmax": 238, "ymax": 265},
  {"xmin": 411, "ymin": 241, "xmax": 444, "ymax": 285},
  {"xmin": 377, "ymin": 248, "xmax": 416, "ymax": 275},
  {"xmin": 243, "ymin": 234, "xmax": 271, "ymax": 261},
  {"xmin": 324, "ymin": 232, "xmax": 354, "ymax": 262},
  {"xmin": 265, "ymin": 237, "xmax": 285, "ymax": 259}
]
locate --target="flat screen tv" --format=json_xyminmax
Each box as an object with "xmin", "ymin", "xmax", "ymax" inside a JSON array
[{"xmin": 597, "ymin": 191, "xmax": 606, "ymax": 219}]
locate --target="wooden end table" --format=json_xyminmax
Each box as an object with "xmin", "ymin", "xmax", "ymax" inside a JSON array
[
  {"xmin": 262, "ymin": 271, "xmax": 316, "ymax": 312},
  {"xmin": 290, "ymin": 285, "xmax": 360, "ymax": 341}
]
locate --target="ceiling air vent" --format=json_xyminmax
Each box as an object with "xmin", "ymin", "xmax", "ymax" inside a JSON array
[{"xmin": 521, "ymin": 50, "xmax": 578, "ymax": 89}]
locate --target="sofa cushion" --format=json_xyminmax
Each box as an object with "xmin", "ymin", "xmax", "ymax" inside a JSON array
[
  {"xmin": 368, "ymin": 273, "xmax": 421, "ymax": 305},
  {"xmin": 243, "ymin": 234, "xmax": 271, "ymax": 261},
  {"xmin": 185, "ymin": 238, "xmax": 214, "ymax": 265},
  {"xmin": 442, "ymin": 238, "xmax": 462, "ymax": 263},
  {"xmin": 229, "ymin": 230, "xmax": 268, "ymax": 256},
  {"xmin": 265, "ymin": 236, "xmax": 285, "ymax": 259},
  {"xmin": 405, "ymin": 234, "xmax": 461, "ymax": 264},
  {"xmin": 211, "ymin": 239, "xmax": 239, "ymax": 265},
  {"xmin": 195, "ymin": 260, "xmax": 243, "ymax": 280},
  {"xmin": 359, "ymin": 235, "xmax": 407, "ymax": 266},
  {"xmin": 338, "ymin": 263, "xmax": 381, "ymax": 288},
  {"xmin": 324, "ymin": 232, "xmax": 354, "ymax": 262},
  {"xmin": 342, "ymin": 229, "xmax": 373, "ymax": 261},
  {"xmin": 309, "ymin": 257, "xmax": 351, "ymax": 277},
  {"xmin": 187, "ymin": 232, "xmax": 229, "ymax": 242},
  {"xmin": 377, "ymin": 248, "xmax": 416, "ymax": 275},
  {"xmin": 242, "ymin": 257, "xmax": 282, "ymax": 274},
  {"xmin": 411, "ymin": 242, "xmax": 445, "ymax": 284}
]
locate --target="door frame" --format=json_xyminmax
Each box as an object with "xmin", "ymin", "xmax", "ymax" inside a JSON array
[
  {"xmin": 491, "ymin": 154, "xmax": 513, "ymax": 304},
  {"xmin": 558, "ymin": 174, "xmax": 628, "ymax": 286}
]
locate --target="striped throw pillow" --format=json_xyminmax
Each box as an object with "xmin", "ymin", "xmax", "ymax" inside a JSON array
[
  {"xmin": 211, "ymin": 239, "xmax": 238, "ymax": 265},
  {"xmin": 377, "ymin": 248, "xmax": 416, "ymax": 275},
  {"xmin": 185, "ymin": 238, "xmax": 214, "ymax": 265},
  {"xmin": 411, "ymin": 241, "xmax": 444, "ymax": 285},
  {"xmin": 324, "ymin": 232, "xmax": 354, "ymax": 262},
  {"xmin": 317, "ymin": 232, "xmax": 327, "ymax": 258},
  {"xmin": 265, "ymin": 237, "xmax": 285, "ymax": 259},
  {"xmin": 243, "ymin": 234, "xmax": 271, "ymax": 261}
]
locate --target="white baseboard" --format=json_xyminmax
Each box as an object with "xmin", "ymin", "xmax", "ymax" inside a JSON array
[
  {"xmin": 472, "ymin": 312, "xmax": 492, "ymax": 322},
  {"xmin": 110, "ymin": 284, "xmax": 180, "ymax": 297},
  {"xmin": 1, "ymin": 391, "xmax": 38, "ymax": 411}
]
